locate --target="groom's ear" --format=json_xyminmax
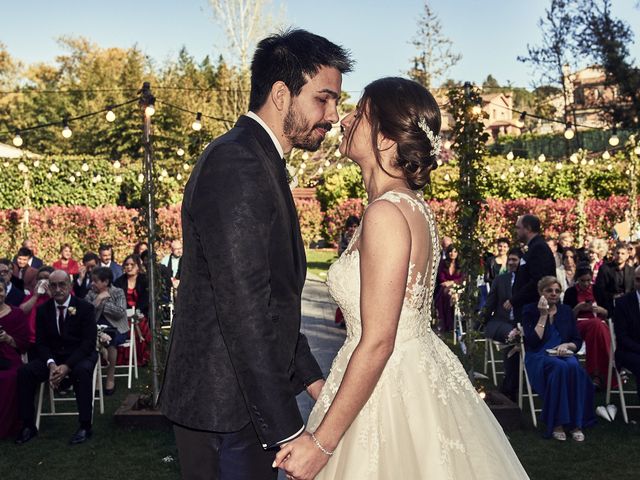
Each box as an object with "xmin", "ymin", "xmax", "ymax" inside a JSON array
[{"xmin": 270, "ymin": 81, "xmax": 291, "ymax": 113}]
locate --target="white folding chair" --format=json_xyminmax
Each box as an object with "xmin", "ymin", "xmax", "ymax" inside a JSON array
[
  {"xmin": 103, "ymin": 311, "xmax": 139, "ymax": 389},
  {"xmin": 482, "ymin": 337, "xmax": 506, "ymax": 387},
  {"xmin": 516, "ymin": 323, "xmax": 541, "ymax": 427},
  {"xmin": 35, "ymin": 360, "xmax": 104, "ymax": 429},
  {"xmin": 606, "ymin": 318, "xmax": 639, "ymax": 423}
]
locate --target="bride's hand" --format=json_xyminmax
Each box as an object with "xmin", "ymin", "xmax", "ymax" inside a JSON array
[
  {"xmin": 306, "ymin": 379, "xmax": 325, "ymax": 402},
  {"xmin": 274, "ymin": 432, "xmax": 330, "ymax": 480}
]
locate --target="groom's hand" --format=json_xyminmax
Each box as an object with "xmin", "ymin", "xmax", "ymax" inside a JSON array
[
  {"xmin": 305, "ymin": 379, "xmax": 325, "ymax": 401},
  {"xmin": 274, "ymin": 432, "xmax": 329, "ymax": 480}
]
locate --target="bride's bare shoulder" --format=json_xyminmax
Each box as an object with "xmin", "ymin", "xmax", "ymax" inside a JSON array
[{"xmin": 360, "ymin": 200, "xmax": 411, "ymax": 247}]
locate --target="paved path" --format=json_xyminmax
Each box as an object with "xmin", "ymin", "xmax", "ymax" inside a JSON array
[{"xmin": 278, "ymin": 274, "xmax": 344, "ymax": 479}]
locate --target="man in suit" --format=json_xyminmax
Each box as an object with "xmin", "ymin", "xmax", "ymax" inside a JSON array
[
  {"xmin": 15, "ymin": 270, "xmax": 97, "ymax": 445},
  {"xmin": 74, "ymin": 252, "xmax": 100, "ymax": 299},
  {"xmin": 483, "ymin": 247, "xmax": 522, "ymax": 401},
  {"xmin": 12, "ymin": 239, "xmax": 44, "ymax": 269},
  {"xmin": 613, "ymin": 266, "xmax": 640, "ymax": 402},
  {"xmin": 0, "ymin": 258, "xmax": 25, "ymax": 306},
  {"xmin": 13, "ymin": 247, "xmax": 39, "ymax": 293},
  {"xmin": 595, "ymin": 242, "xmax": 634, "ymax": 314},
  {"xmin": 98, "ymin": 244, "xmax": 123, "ymax": 281},
  {"xmin": 160, "ymin": 29, "xmax": 353, "ymax": 480}
]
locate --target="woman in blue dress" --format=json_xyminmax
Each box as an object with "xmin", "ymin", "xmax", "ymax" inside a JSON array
[{"xmin": 522, "ymin": 275, "xmax": 596, "ymax": 441}]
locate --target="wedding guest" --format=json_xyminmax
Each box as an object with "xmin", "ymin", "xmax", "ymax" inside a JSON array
[
  {"xmin": 141, "ymin": 250, "xmax": 173, "ymax": 304},
  {"xmin": 587, "ymin": 238, "xmax": 608, "ymax": 280},
  {"xmin": 0, "ymin": 279, "xmax": 30, "ymax": 439},
  {"xmin": 114, "ymin": 254, "xmax": 150, "ymax": 365},
  {"xmin": 85, "ymin": 267, "xmax": 127, "ymax": 395},
  {"xmin": 627, "ymin": 243, "xmax": 638, "ymax": 268},
  {"xmin": 16, "ymin": 270, "xmax": 97, "ymax": 445},
  {"xmin": 20, "ymin": 266, "xmax": 55, "ymax": 346},
  {"xmin": 522, "ymin": 276, "xmax": 595, "ymax": 441},
  {"xmin": 440, "ymin": 236, "xmax": 453, "ymax": 261},
  {"xmin": 485, "ymin": 237, "xmax": 510, "ymax": 284},
  {"xmin": 508, "ymin": 214, "xmax": 557, "ymax": 322},
  {"xmin": 338, "ymin": 216, "xmax": 360, "ymax": 256},
  {"xmin": 160, "ymin": 239, "xmax": 183, "ymax": 288},
  {"xmin": 556, "ymin": 247, "xmax": 577, "ymax": 293},
  {"xmin": 547, "ymin": 237, "xmax": 563, "ymax": 268},
  {"xmin": 74, "ymin": 252, "xmax": 100, "ymax": 299},
  {"xmin": 52, "ymin": 244, "xmax": 80, "ymax": 276},
  {"xmin": 594, "ymin": 242, "xmax": 634, "ymax": 314},
  {"xmin": 0, "ymin": 258, "xmax": 25, "ymax": 307},
  {"xmin": 13, "ymin": 239, "xmax": 44, "ymax": 269},
  {"xmin": 482, "ymin": 247, "xmax": 522, "ymax": 401},
  {"xmin": 563, "ymin": 265, "xmax": 612, "ymax": 388},
  {"xmin": 13, "ymin": 247, "xmax": 38, "ymax": 293},
  {"xmin": 435, "ymin": 244, "xmax": 463, "ymax": 332},
  {"xmin": 612, "ymin": 266, "xmax": 640, "ymax": 403},
  {"xmin": 98, "ymin": 244, "xmax": 123, "ymax": 281},
  {"xmin": 133, "ymin": 241, "xmax": 148, "ymax": 256},
  {"xmin": 558, "ymin": 231, "xmax": 574, "ymax": 254}
]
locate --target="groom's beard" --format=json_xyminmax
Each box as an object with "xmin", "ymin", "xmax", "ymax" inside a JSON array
[{"xmin": 283, "ymin": 104, "xmax": 332, "ymax": 152}]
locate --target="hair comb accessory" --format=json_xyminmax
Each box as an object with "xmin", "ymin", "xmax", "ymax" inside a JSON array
[{"xmin": 417, "ymin": 117, "xmax": 442, "ymax": 157}]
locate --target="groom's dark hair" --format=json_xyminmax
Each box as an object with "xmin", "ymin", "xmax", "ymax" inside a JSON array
[{"xmin": 248, "ymin": 28, "xmax": 354, "ymax": 111}]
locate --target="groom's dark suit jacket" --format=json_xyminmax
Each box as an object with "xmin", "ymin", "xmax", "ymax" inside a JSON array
[{"xmin": 160, "ymin": 115, "xmax": 323, "ymax": 448}]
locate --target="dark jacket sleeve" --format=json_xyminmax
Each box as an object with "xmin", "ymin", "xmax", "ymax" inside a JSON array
[
  {"xmin": 522, "ymin": 303, "xmax": 546, "ymax": 352},
  {"xmin": 291, "ymin": 333, "xmax": 324, "ymax": 394},
  {"xmin": 35, "ymin": 305, "xmax": 53, "ymax": 363},
  {"xmin": 614, "ymin": 295, "xmax": 640, "ymax": 354},
  {"xmin": 511, "ymin": 242, "xmax": 555, "ymax": 309},
  {"xmin": 65, "ymin": 301, "xmax": 97, "ymax": 369},
  {"xmin": 594, "ymin": 265, "xmax": 613, "ymax": 313},
  {"xmin": 482, "ymin": 276, "xmax": 500, "ymax": 324},
  {"xmin": 190, "ymin": 143, "xmax": 303, "ymax": 447},
  {"xmin": 563, "ymin": 287, "xmax": 578, "ymax": 309}
]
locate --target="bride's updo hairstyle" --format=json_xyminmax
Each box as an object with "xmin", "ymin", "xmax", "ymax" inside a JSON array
[{"xmin": 350, "ymin": 77, "xmax": 442, "ymax": 189}]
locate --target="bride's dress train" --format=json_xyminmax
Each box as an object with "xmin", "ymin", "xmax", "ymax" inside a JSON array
[{"xmin": 307, "ymin": 191, "xmax": 529, "ymax": 479}]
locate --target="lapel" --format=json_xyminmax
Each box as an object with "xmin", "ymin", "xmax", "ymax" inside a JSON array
[{"xmin": 236, "ymin": 116, "xmax": 307, "ymax": 291}]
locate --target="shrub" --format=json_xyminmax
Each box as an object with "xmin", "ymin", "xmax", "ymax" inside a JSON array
[
  {"xmin": 323, "ymin": 198, "xmax": 365, "ymax": 247},
  {"xmin": 293, "ymin": 198, "xmax": 324, "ymax": 247}
]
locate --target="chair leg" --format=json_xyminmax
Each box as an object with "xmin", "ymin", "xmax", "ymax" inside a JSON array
[
  {"xmin": 36, "ymin": 383, "xmax": 44, "ymax": 430},
  {"xmin": 524, "ymin": 368, "xmax": 537, "ymax": 428},
  {"xmin": 483, "ymin": 339, "xmax": 489, "ymax": 375},
  {"xmin": 489, "ymin": 342, "xmax": 498, "ymax": 387},
  {"xmin": 617, "ymin": 370, "xmax": 629, "ymax": 424}
]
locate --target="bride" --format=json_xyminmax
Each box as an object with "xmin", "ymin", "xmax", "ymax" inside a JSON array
[{"xmin": 275, "ymin": 77, "xmax": 529, "ymax": 479}]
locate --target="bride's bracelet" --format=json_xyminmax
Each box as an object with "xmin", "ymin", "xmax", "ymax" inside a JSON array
[{"xmin": 310, "ymin": 432, "xmax": 334, "ymax": 456}]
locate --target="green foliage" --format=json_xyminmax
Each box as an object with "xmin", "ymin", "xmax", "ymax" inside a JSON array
[{"xmin": 315, "ymin": 163, "xmax": 366, "ymax": 210}]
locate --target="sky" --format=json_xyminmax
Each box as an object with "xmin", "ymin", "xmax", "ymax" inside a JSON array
[{"xmin": 2, "ymin": 0, "xmax": 640, "ymax": 96}]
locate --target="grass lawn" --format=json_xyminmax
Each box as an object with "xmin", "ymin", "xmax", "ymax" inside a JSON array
[{"xmin": 306, "ymin": 248, "xmax": 338, "ymax": 280}]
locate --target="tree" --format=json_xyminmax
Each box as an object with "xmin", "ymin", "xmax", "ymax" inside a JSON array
[
  {"xmin": 482, "ymin": 75, "xmax": 500, "ymax": 89},
  {"xmin": 518, "ymin": 0, "xmax": 577, "ymax": 124},
  {"xmin": 408, "ymin": 1, "xmax": 462, "ymax": 89},
  {"xmin": 574, "ymin": 0, "xmax": 640, "ymax": 128}
]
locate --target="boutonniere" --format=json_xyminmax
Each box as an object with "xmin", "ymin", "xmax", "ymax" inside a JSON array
[
  {"xmin": 68, "ymin": 306, "xmax": 77, "ymax": 316},
  {"xmin": 522, "ymin": 245, "xmax": 529, "ymax": 253}
]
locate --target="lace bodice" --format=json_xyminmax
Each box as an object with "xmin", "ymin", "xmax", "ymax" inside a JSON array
[{"xmin": 326, "ymin": 190, "xmax": 441, "ymax": 343}]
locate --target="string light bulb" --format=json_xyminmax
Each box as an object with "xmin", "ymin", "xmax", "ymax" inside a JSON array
[
  {"xmin": 472, "ymin": 105, "xmax": 482, "ymax": 115},
  {"xmin": 176, "ymin": 173, "xmax": 183, "ymax": 181},
  {"xmin": 177, "ymin": 148, "xmax": 185, "ymax": 157},
  {"xmin": 183, "ymin": 163, "xmax": 190, "ymax": 171},
  {"xmin": 192, "ymin": 112, "xmax": 203, "ymax": 131},
  {"xmin": 538, "ymin": 154, "xmax": 546, "ymax": 162},
  {"xmin": 608, "ymin": 133, "xmax": 619, "ymax": 147},
  {"xmin": 506, "ymin": 151, "xmax": 514, "ymax": 161},
  {"xmin": 555, "ymin": 162, "xmax": 563, "ymax": 170},
  {"xmin": 570, "ymin": 153, "xmax": 579, "ymax": 164},
  {"xmin": 137, "ymin": 173, "xmax": 144, "ymax": 183},
  {"xmin": 602, "ymin": 150, "xmax": 611, "ymax": 160},
  {"xmin": 12, "ymin": 133, "xmax": 23, "ymax": 147},
  {"xmin": 115, "ymin": 175, "xmax": 123, "ymax": 184},
  {"xmin": 144, "ymin": 104, "xmax": 155, "ymax": 117},
  {"xmin": 105, "ymin": 108, "xmax": 116, "ymax": 122},
  {"xmin": 324, "ymin": 160, "xmax": 330, "ymax": 167},
  {"xmin": 82, "ymin": 163, "xmax": 89, "ymax": 171},
  {"xmin": 112, "ymin": 160, "xmax": 121, "ymax": 169},
  {"xmin": 61, "ymin": 119, "xmax": 72, "ymax": 139},
  {"xmin": 334, "ymin": 150, "xmax": 342, "ymax": 158},
  {"xmin": 564, "ymin": 123, "xmax": 575, "ymax": 140},
  {"xmin": 301, "ymin": 152, "xmax": 309, "ymax": 161}
]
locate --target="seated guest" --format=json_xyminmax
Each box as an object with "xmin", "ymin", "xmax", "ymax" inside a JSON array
[
  {"xmin": 141, "ymin": 250, "xmax": 172, "ymax": 304},
  {"xmin": 563, "ymin": 265, "xmax": 612, "ymax": 388},
  {"xmin": 556, "ymin": 247, "xmax": 577, "ymax": 293},
  {"xmin": 85, "ymin": 267, "xmax": 127, "ymax": 395},
  {"xmin": 628, "ymin": 243, "xmax": 638, "ymax": 268},
  {"xmin": 0, "ymin": 279, "xmax": 30, "ymax": 439},
  {"xmin": 20, "ymin": 266, "xmax": 55, "ymax": 346},
  {"xmin": 13, "ymin": 239, "xmax": 44, "ymax": 269},
  {"xmin": 485, "ymin": 237, "xmax": 510, "ymax": 285},
  {"xmin": 74, "ymin": 252, "xmax": 100, "ymax": 299},
  {"xmin": 15, "ymin": 270, "xmax": 97, "ymax": 445},
  {"xmin": 133, "ymin": 241, "xmax": 149, "ymax": 256},
  {"xmin": 587, "ymin": 238, "xmax": 608, "ymax": 280},
  {"xmin": 547, "ymin": 237, "xmax": 563, "ymax": 268},
  {"xmin": 338, "ymin": 216, "xmax": 360, "ymax": 256},
  {"xmin": 114, "ymin": 255, "xmax": 150, "ymax": 365},
  {"xmin": 612, "ymin": 266, "xmax": 640, "ymax": 404},
  {"xmin": 595, "ymin": 242, "xmax": 634, "ymax": 314},
  {"xmin": 522, "ymin": 276, "xmax": 595, "ymax": 441},
  {"xmin": 52, "ymin": 244, "xmax": 80, "ymax": 276},
  {"xmin": 98, "ymin": 244, "xmax": 123, "ymax": 281},
  {"xmin": 482, "ymin": 247, "xmax": 521, "ymax": 401},
  {"xmin": 13, "ymin": 247, "xmax": 38, "ymax": 293},
  {"xmin": 0, "ymin": 258, "xmax": 25, "ymax": 307},
  {"xmin": 435, "ymin": 244, "xmax": 463, "ymax": 332},
  {"xmin": 160, "ymin": 239, "xmax": 183, "ymax": 288}
]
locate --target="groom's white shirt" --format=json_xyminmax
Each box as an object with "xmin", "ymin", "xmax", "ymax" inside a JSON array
[{"xmin": 246, "ymin": 110, "xmax": 305, "ymax": 448}]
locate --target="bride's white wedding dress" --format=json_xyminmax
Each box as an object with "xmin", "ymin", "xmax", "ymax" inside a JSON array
[{"xmin": 307, "ymin": 190, "xmax": 529, "ymax": 479}]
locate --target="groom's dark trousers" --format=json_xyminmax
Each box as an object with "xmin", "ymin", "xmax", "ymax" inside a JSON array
[{"xmin": 159, "ymin": 115, "xmax": 323, "ymax": 479}]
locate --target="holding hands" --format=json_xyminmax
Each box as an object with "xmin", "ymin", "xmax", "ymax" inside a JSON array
[{"xmin": 274, "ymin": 432, "xmax": 331, "ymax": 480}]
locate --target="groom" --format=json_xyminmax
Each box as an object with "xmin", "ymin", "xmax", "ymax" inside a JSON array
[{"xmin": 159, "ymin": 29, "xmax": 353, "ymax": 479}]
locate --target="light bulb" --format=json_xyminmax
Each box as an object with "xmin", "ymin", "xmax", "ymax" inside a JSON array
[
  {"xmin": 115, "ymin": 175, "xmax": 123, "ymax": 184},
  {"xmin": 518, "ymin": 171, "xmax": 525, "ymax": 178},
  {"xmin": 69, "ymin": 176, "xmax": 76, "ymax": 183},
  {"xmin": 12, "ymin": 133, "xmax": 23, "ymax": 147},
  {"xmin": 62, "ymin": 122, "xmax": 72, "ymax": 138},
  {"xmin": 324, "ymin": 160, "xmax": 330, "ymax": 167},
  {"xmin": 176, "ymin": 173, "xmax": 183, "ymax": 181},
  {"xmin": 609, "ymin": 135, "xmax": 619, "ymax": 147},
  {"xmin": 508, "ymin": 166, "xmax": 515, "ymax": 173},
  {"xmin": 183, "ymin": 163, "xmax": 190, "ymax": 171},
  {"xmin": 82, "ymin": 163, "xmax": 89, "ymax": 171},
  {"xmin": 506, "ymin": 151, "xmax": 514, "ymax": 161},
  {"xmin": 145, "ymin": 105, "xmax": 155, "ymax": 116},
  {"xmin": 161, "ymin": 169, "xmax": 168, "ymax": 177},
  {"xmin": 46, "ymin": 172, "xmax": 52, "ymax": 179},
  {"xmin": 337, "ymin": 163, "xmax": 343, "ymax": 169},
  {"xmin": 33, "ymin": 160, "xmax": 40, "ymax": 168},
  {"xmin": 555, "ymin": 162, "xmax": 563, "ymax": 170},
  {"xmin": 581, "ymin": 158, "xmax": 587, "ymax": 166},
  {"xmin": 177, "ymin": 148, "xmax": 185, "ymax": 157},
  {"xmin": 538, "ymin": 154, "xmax": 546, "ymax": 162},
  {"xmin": 18, "ymin": 162, "xmax": 26, "ymax": 172},
  {"xmin": 300, "ymin": 162, "xmax": 306, "ymax": 170},
  {"xmin": 570, "ymin": 153, "xmax": 579, "ymax": 164},
  {"xmin": 444, "ymin": 140, "xmax": 452, "ymax": 150},
  {"xmin": 607, "ymin": 164, "xmax": 613, "ymax": 171},
  {"xmin": 138, "ymin": 173, "xmax": 144, "ymax": 183},
  {"xmin": 192, "ymin": 112, "xmax": 202, "ymax": 131},
  {"xmin": 602, "ymin": 151, "xmax": 611, "ymax": 160},
  {"xmin": 588, "ymin": 159, "xmax": 595, "ymax": 166},
  {"xmin": 317, "ymin": 167, "xmax": 323, "ymax": 174},
  {"xmin": 106, "ymin": 110, "xmax": 116, "ymax": 122},
  {"xmin": 564, "ymin": 127, "xmax": 575, "ymax": 140},
  {"xmin": 113, "ymin": 160, "xmax": 121, "ymax": 169},
  {"xmin": 334, "ymin": 150, "xmax": 342, "ymax": 158},
  {"xmin": 500, "ymin": 173, "xmax": 507, "ymax": 180},
  {"xmin": 634, "ymin": 146, "xmax": 640, "ymax": 155},
  {"xmin": 49, "ymin": 163, "xmax": 59, "ymax": 173},
  {"xmin": 444, "ymin": 173, "xmax": 451, "ymax": 181},
  {"xmin": 472, "ymin": 105, "xmax": 482, "ymax": 115},
  {"xmin": 437, "ymin": 159, "xmax": 443, "ymax": 166},
  {"xmin": 301, "ymin": 152, "xmax": 309, "ymax": 161}
]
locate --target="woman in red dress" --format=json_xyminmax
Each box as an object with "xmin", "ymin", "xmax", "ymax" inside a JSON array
[
  {"xmin": 52, "ymin": 243, "xmax": 80, "ymax": 276},
  {"xmin": 0, "ymin": 279, "xmax": 30, "ymax": 438},
  {"xmin": 563, "ymin": 264, "xmax": 613, "ymax": 388},
  {"xmin": 435, "ymin": 244, "xmax": 464, "ymax": 332},
  {"xmin": 114, "ymin": 254, "xmax": 151, "ymax": 366}
]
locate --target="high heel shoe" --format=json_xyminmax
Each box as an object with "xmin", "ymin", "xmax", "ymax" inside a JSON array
[{"xmin": 552, "ymin": 430, "xmax": 566, "ymax": 441}]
